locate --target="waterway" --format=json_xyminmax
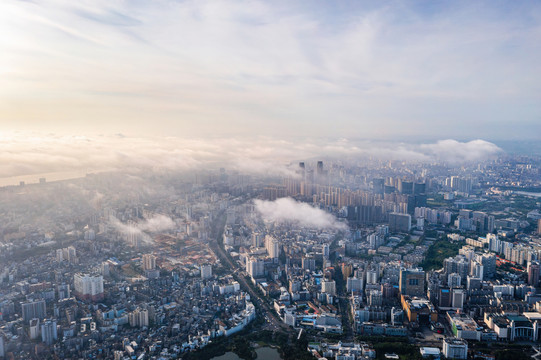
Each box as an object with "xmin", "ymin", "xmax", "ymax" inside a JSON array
[{"xmin": 211, "ymin": 347, "xmax": 281, "ymax": 360}]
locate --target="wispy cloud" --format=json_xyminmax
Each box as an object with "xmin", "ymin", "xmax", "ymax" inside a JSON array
[
  {"xmin": 110, "ymin": 214, "xmax": 176, "ymax": 244},
  {"xmin": 0, "ymin": 0, "xmax": 539, "ymax": 139}
]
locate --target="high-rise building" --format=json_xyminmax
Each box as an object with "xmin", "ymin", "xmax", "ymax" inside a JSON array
[
  {"xmin": 451, "ymin": 289, "xmax": 465, "ymax": 309},
  {"xmin": 129, "ymin": 308, "xmax": 149, "ymax": 328},
  {"xmin": 466, "ymin": 276, "xmax": 482, "ymax": 291},
  {"xmin": 127, "ymin": 229, "xmax": 142, "ymax": 248},
  {"xmin": 302, "ymin": 257, "xmax": 316, "ymax": 272},
  {"xmin": 29, "ymin": 318, "xmax": 40, "ymax": 339},
  {"xmin": 366, "ymin": 269, "xmax": 378, "ymax": 285},
  {"xmin": 399, "ymin": 268, "xmax": 425, "ymax": 296},
  {"xmin": 73, "ymin": 274, "xmax": 104, "ymax": 301},
  {"xmin": 372, "ymin": 178, "xmax": 384, "ymax": 194},
  {"xmin": 56, "ymin": 249, "xmax": 64, "ymax": 262},
  {"xmin": 341, "ymin": 263, "xmax": 353, "ymax": 279},
  {"xmin": 322, "ymin": 244, "xmax": 330, "ymax": 258},
  {"xmin": 439, "ymin": 288, "xmax": 451, "ymax": 307},
  {"xmin": 265, "ymin": 236, "xmax": 280, "ymax": 259},
  {"xmin": 471, "ymin": 261, "xmax": 484, "ymax": 280},
  {"xmin": 397, "ymin": 179, "xmax": 414, "ymax": 195},
  {"xmin": 200, "ymin": 264, "xmax": 212, "ymax": 279},
  {"xmin": 346, "ymin": 277, "xmax": 363, "ymax": 292},
  {"xmin": 65, "ymin": 246, "xmax": 77, "ymax": 263},
  {"xmin": 142, "ymin": 254, "xmax": 157, "ymax": 271},
  {"xmin": 448, "ymin": 273, "xmax": 461, "ymax": 288},
  {"xmin": 321, "ymin": 280, "xmax": 336, "ymax": 296},
  {"xmin": 368, "ymin": 234, "xmax": 383, "ymax": 250},
  {"xmin": 246, "ymin": 257, "xmax": 265, "ymax": 278},
  {"xmin": 57, "ymin": 284, "xmax": 71, "ymax": 300},
  {"xmin": 316, "ymin": 161, "xmax": 323, "ymax": 176},
  {"xmin": 368, "ymin": 290, "xmax": 383, "ymax": 306},
  {"xmin": 528, "ymin": 261, "xmax": 540, "ymax": 287},
  {"xmin": 289, "ymin": 279, "xmax": 301, "ymax": 293},
  {"xmin": 101, "ymin": 261, "xmax": 110, "ymax": 276},
  {"xmin": 21, "ymin": 299, "xmax": 46, "ymax": 322},
  {"xmin": 389, "ymin": 212, "xmax": 411, "ymax": 233},
  {"xmin": 0, "ymin": 334, "xmax": 4, "ymax": 358},
  {"xmin": 475, "ymin": 253, "xmax": 496, "ymax": 279},
  {"xmin": 443, "ymin": 338, "xmax": 468, "ymax": 359},
  {"xmin": 41, "ymin": 319, "xmax": 57, "ymax": 345},
  {"xmin": 450, "ymin": 176, "xmax": 472, "ymax": 194},
  {"xmin": 251, "ymin": 232, "xmax": 263, "ymax": 248}
]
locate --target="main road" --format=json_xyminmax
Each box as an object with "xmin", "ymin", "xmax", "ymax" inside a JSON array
[{"xmin": 208, "ymin": 212, "xmax": 293, "ymax": 333}]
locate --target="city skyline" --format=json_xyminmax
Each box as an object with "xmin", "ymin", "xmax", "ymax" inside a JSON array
[{"xmin": 3, "ymin": 1, "xmax": 541, "ymax": 359}]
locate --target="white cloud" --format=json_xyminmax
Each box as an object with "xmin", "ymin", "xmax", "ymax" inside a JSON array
[
  {"xmin": 0, "ymin": 1, "xmax": 539, "ymax": 138},
  {"xmin": 0, "ymin": 134, "xmax": 503, "ymax": 185},
  {"xmin": 254, "ymin": 197, "xmax": 347, "ymax": 230},
  {"xmin": 138, "ymin": 215, "xmax": 176, "ymax": 233},
  {"xmin": 420, "ymin": 139, "xmax": 503, "ymax": 164},
  {"xmin": 110, "ymin": 214, "xmax": 176, "ymax": 244}
]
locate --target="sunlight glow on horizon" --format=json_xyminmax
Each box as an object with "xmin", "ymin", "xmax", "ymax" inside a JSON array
[{"xmin": 0, "ymin": 0, "xmax": 540, "ymax": 140}]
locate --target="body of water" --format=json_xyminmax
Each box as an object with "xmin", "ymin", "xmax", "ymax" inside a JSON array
[{"xmin": 211, "ymin": 347, "xmax": 281, "ymax": 360}]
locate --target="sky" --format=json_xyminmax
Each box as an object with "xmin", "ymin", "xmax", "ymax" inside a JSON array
[{"xmin": 1, "ymin": 0, "xmax": 540, "ymax": 141}]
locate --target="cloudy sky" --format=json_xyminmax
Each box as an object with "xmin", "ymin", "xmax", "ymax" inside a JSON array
[{"xmin": 1, "ymin": 0, "xmax": 540, "ymax": 140}]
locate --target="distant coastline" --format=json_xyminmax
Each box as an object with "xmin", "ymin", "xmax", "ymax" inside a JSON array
[{"xmin": 0, "ymin": 170, "xmax": 98, "ymax": 187}]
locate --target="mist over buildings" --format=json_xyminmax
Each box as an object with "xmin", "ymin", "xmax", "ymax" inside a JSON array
[
  {"xmin": 254, "ymin": 197, "xmax": 347, "ymax": 230},
  {"xmin": 0, "ymin": 133, "xmax": 503, "ymax": 185}
]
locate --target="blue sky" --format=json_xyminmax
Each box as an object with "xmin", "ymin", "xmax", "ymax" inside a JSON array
[{"xmin": 0, "ymin": 0, "xmax": 540, "ymax": 140}]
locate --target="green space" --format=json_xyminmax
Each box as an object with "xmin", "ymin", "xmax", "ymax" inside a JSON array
[
  {"xmin": 419, "ymin": 239, "xmax": 463, "ymax": 271},
  {"xmin": 470, "ymin": 342, "xmax": 532, "ymax": 360},
  {"xmin": 355, "ymin": 337, "xmax": 422, "ymax": 360},
  {"xmin": 426, "ymin": 193, "xmax": 449, "ymax": 207}
]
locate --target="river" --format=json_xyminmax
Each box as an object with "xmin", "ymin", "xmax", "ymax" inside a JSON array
[{"xmin": 211, "ymin": 347, "xmax": 281, "ymax": 360}]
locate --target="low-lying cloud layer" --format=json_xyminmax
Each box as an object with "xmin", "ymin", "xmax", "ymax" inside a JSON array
[
  {"xmin": 0, "ymin": 133, "xmax": 503, "ymax": 184},
  {"xmin": 420, "ymin": 139, "xmax": 503, "ymax": 164},
  {"xmin": 110, "ymin": 214, "xmax": 176, "ymax": 243},
  {"xmin": 254, "ymin": 197, "xmax": 347, "ymax": 230}
]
